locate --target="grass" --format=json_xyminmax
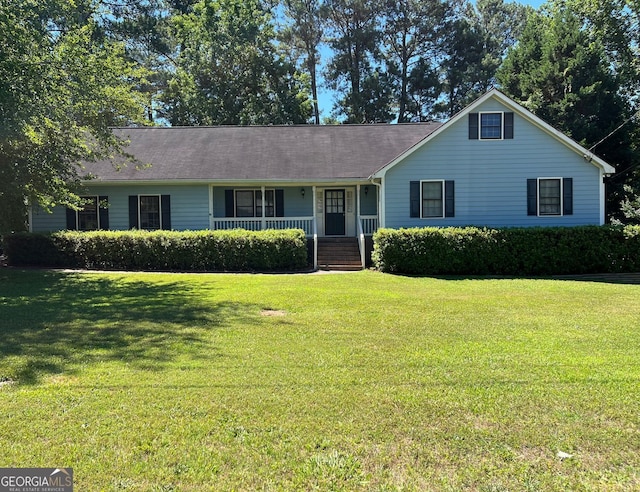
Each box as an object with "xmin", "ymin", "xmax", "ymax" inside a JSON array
[{"xmin": 0, "ymin": 269, "xmax": 639, "ymax": 491}]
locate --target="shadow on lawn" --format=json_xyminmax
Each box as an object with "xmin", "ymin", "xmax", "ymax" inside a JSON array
[{"xmin": 0, "ymin": 270, "xmax": 259, "ymax": 384}]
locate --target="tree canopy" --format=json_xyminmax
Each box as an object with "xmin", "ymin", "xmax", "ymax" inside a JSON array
[
  {"xmin": 1, "ymin": 0, "xmax": 639, "ymax": 231},
  {"xmin": 0, "ymin": 0, "xmax": 147, "ymax": 233}
]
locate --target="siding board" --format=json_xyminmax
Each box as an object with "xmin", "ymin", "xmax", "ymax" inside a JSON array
[{"xmin": 384, "ymin": 100, "xmax": 602, "ymax": 228}]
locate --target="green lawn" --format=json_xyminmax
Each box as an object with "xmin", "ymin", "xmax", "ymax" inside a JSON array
[{"xmin": 1, "ymin": 269, "xmax": 639, "ymax": 491}]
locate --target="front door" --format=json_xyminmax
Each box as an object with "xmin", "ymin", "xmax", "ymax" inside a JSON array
[{"xmin": 325, "ymin": 189, "xmax": 346, "ymax": 235}]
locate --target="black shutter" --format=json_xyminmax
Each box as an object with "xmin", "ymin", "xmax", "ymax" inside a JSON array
[
  {"xmin": 504, "ymin": 112, "xmax": 514, "ymax": 139},
  {"xmin": 161, "ymin": 195, "xmax": 171, "ymax": 229},
  {"xmin": 563, "ymin": 178, "xmax": 573, "ymax": 215},
  {"xmin": 225, "ymin": 189, "xmax": 234, "ymax": 217},
  {"xmin": 445, "ymin": 181, "xmax": 455, "ymax": 217},
  {"xmin": 410, "ymin": 181, "xmax": 420, "ymax": 218},
  {"xmin": 469, "ymin": 113, "xmax": 479, "ymax": 140},
  {"xmin": 98, "ymin": 196, "xmax": 109, "ymax": 230},
  {"xmin": 275, "ymin": 189, "xmax": 284, "ymax": 217},
  {"xmin": 527, "ymin": 179, "xmax": 537, "ymax": 216},
  {"xmin": 66, "ymin": 208, "xmax": 77, "ymax": 230},
  {"xmin": 129, "ymin": 195, "xmax": 139, "ymax": 229}
]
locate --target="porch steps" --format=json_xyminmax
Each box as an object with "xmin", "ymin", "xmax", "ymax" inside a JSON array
[{"xmin": 317, "ymin": 237, "xmax": 362, "ymax": 271}]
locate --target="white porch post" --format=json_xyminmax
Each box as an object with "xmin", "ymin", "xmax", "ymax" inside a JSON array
[
  {"xmin": 261, "ymin": 185, "xmax": 266, "ymax": 230},
  {"xmin": 208, "ymin": 184, "xmax": 214, "ymax": 230},
  {"xmin": 378, "ymin": 180, "xmax": 385, "ymax": 228},
  {"xmin": 356, "ymin": 184, "xmax": 361, "ymax": 223},
  {"xmin": 312, "ymin": 185, "xmax": 318, "ymax": 270}
]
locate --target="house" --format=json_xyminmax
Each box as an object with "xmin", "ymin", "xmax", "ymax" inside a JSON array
[{"xmin": 30, "ymin": 89, "xmax": 615, "ymax": 269}]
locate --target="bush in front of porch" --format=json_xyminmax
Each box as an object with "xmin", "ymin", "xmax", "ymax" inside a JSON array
[{"xmin": 3, "ymin": 229, "xmax": 309, "ymax": 272}]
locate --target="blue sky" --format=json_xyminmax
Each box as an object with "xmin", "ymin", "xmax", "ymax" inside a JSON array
[{"xmin": 316, "ymin": 0, "xmax": 547, "ymax": 120}]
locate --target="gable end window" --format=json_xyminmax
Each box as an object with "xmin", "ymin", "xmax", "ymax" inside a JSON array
[
  {"xmin": 66, "ymin": 196, "xmax": 109, "ymax": 230},
  {"xmin": 129, "ymin": 195, "xmax": 171, "ymax": 230},
  {"xmin": 469, "ymin": 112, "xmax": 514, "ymax": 140},
  {"xmin": 410, "ymin": 180, "xmax": 455, "ymax": 218},
  {"xmin": 527, "ymin": 178, "xmax": 573, "ymax": 216}
]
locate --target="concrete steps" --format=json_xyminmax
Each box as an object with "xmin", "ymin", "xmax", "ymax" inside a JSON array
[{"xmin": 317, "ymin": 237, "xmax": 362, "ymax": 271}]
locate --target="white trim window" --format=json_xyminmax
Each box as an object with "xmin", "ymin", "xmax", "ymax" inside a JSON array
[
  {"xmin": 527, "ymin": 177, "xmax": 573, "ymax": 217},
  {"xmin": 66, "ymin": 195, "xmax": 108, "ymax": 231},
  {"xmin": 538, "ymin": 178, "xmax": 562, "ymax": 216},
  {"xmin": 421, "ymin": 180, "xmax": 445, "ymax": 218},
  {"xmin": 469, "ymin": 112, "xmax": 514, "ymax": 140},
  {"xmin": 140, "ymin": 195, "xmax": 161, "ymax": 229},
  {"xmin": 77, "ymin": 196, "xmax": 100, "ymax": 230},
  {"xmin": 480, "ymin": 112, "xmax": 504, "ymax": 140}
]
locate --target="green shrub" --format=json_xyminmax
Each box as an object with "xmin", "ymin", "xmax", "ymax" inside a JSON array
[
  {"xmin": 372, "ymin": 225, "xmax": 640, "ymax": 275},
  {"xmin": 2, "ymin": 229, "xmax": 309, "ymax": 272}
]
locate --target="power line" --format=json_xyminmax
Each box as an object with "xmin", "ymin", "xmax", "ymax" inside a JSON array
[{"xmin": 588, "ymin": 108, "xmax": 640, "ymax": 152}]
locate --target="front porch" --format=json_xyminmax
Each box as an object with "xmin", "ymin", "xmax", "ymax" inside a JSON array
[{"xmin": 209, "ymin": 184, "xmax": 380, "ymax": 269}]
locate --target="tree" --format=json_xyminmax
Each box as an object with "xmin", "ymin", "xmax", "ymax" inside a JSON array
[
  {"xmin": 160, "ymin": 0, "xmax": 312, "ymax": 125},
  {"xmin": 279, "ymin": 0, "xmax": 324, "ymax": 124},
  {"xmin": 0, "ymin": 0, "xmax": 147, "ymax": 233},
  {"xmin": 324, "ymin": 0, "xmax": 392, "ymax": 123},
  {"xmin": 497, "ymin": 6, "xmax": 638, "ymax": 220},
  {"xmin": 435, "ymin": 0, "xmax": 529, "ymax": 119},
  {"xmin": 380, "ymin": 0, "xmax": 449, "ymax": 122}
]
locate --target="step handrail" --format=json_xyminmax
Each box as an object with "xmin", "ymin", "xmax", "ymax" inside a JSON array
[{"xmin": 357, "ymin": 218, "xmax": 365, "ymax": 269}]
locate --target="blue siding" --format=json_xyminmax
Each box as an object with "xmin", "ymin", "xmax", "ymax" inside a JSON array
[
  {"xmin": 359, "ymin": 186, "xmax": 378, "ymax": 215},
  {"xmin": 31, "ymin": 205, "xmax": 67, "ymax": 232},
  {"xmin": 31, "ymin": 184, "xmax": 210, "ymax": 232},
  {"xmin": 384, "ymin": 100, "xmax": 603, "ymax": 228}
]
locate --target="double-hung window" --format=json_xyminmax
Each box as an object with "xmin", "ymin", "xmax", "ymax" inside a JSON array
[
  {"xmin": 538, "ymin": 179, "xmax": 562, "ymax": 215},
  {"xmin": 527, "ymin": 178, "xmax": 573, "ymax": 216},
  {"xmin": 140, "ymin": 195, "xmax": 161, "ymax": 229},
  {"xmin": 128, "ymin": 195, "xmax": 171, "ymax": 230},
  {"xmin": 469, "ymin": 112, "xmax": 514, "ymax": 140},
  {"xmin": 66, "ymin": 195, "xmax": 109, "ymax": 230},
  {"xmin": 422, "ymin": 181, "xmax": 444, "ymax": 218},
  {"xmin": 410, "ymin": 180, "xmax": 455, "ymax": 218},
  {"xmin": 78, "ymin": 196, "xmax": 99, "ymax": 230},
  {"xmin": 234, "ymin": 189, "xmax": 275, "ymax": 217},
  {"xmin": 480, "ymin": 113, "xmax": 503, "ymax": 139}
]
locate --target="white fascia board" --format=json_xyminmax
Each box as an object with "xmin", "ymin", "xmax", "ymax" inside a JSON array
[
  {"xmin": 371, "ymin": 89, "xmax": 616, "ymax": 179},
  {"xmin": 84, "ymin": 178, "xmax": 374, "ymax": 187}
]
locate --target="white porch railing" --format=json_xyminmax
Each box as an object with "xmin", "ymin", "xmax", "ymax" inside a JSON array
[
  {"xmin": 212, "ymin": 216, "xmax": 315, "ymax": 236},
  {"xmin": 360, "ymin": 215, "xmax": 379, "ymax": 236}
]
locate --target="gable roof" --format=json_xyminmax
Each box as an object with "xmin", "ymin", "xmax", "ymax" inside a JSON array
[
  {"xmin": 371, "ymin": 89, "xmax": 616, "ymax": 178},
  {"xmin": 86, "ymin": 123, "xmax": 441, "ymax": 183}
]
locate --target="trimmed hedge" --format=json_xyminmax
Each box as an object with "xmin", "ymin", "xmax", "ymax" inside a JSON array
[
  {"xmin": 372, "ymin": 226, "xmax": 640, "ymax": 275},
  {"xmin": 3, "ymin": 229, "xmax": 309, "ymax": 272}
]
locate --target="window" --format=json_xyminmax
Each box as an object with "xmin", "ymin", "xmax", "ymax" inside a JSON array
[
  {"xmin": 140, "ymin": 195, "xmax": 161, "ymax": 229},
  {"xmin": 527, "ymin": 178, "xmax": 573, "ymax": 217},
  {"xmin": 410, "ymin": 181, "xmax": 455, "ymax": 218},
  {"xmin": 539, "ymin": 179, "xmax": 561, "ymax": 215},
  {"xmin": 235, "ymin": 189, "xmax": 275, "ymax": 218},
  {"xmin": 481, "ymin": 113, "xmax": 503, "ymax": 139},
  {"xmin": 66, "ymin": 195, "xmax": 108, "ymax": 230},
  {"xmin": 224, "ymin": 189, "xmax": 283, "ymax": 218},
  {"xmin": 128, "ymin": 195, "xmax": 171, "ymax": 229},
  {"xmin": 469, "ymin": 112, "xmax": 514, "ymax": 140},
  {"xmin": 78, "ymin": 196, "xmax": 99, "ymax": 230},
  {"xmin": 422, "ymin": 181, "xmax": 444, "ymax": 218}
]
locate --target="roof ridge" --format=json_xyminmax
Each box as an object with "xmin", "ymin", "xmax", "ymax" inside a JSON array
[{"xmin": 110, "ymin": 122, "xmax": 442, "ymax": 130}]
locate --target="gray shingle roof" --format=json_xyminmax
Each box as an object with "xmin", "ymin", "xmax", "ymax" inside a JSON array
[{"xmin": 86, "ymin": 123, "xmax": 442, "ymax": 182}]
